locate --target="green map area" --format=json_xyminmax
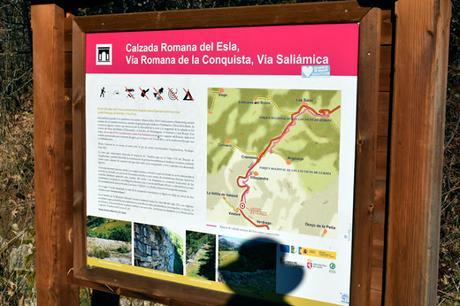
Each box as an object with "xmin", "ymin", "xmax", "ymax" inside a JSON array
[{"xmin": 207, "ymin": 88, "xmax": 342, "ymax": 237}]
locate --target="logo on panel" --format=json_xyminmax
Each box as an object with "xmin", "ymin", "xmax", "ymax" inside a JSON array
[{"xmin": 96, "ymin": 44, "xmax": 112, "ymax": 65}]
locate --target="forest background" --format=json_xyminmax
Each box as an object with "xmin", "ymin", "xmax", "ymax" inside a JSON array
[{"xmin": 0, "ymin": 0, "xmax": 458, "ymax": 305}]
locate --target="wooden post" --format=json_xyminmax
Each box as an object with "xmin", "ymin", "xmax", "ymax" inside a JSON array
[
  {"xmin": 31, "ymin": 3, "xmax": 79, "ymax": 305},
  {"xmin": 385, "ymin": 0, "xmax": 451, "ymax": 305}
]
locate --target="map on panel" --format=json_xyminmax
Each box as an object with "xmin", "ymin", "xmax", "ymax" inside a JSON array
[{"xmin": 207, "ymin": 88, "xmax": 341, "ymax": 237}]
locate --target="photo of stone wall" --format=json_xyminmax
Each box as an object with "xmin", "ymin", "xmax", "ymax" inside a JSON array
[{"xmin": 134, "ymin": 223, "xmax": 184, "ymax": 275}]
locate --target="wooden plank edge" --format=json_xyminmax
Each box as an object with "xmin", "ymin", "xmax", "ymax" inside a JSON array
[
  {"xmin": 32, "ymin": 3, "xmax": 79, "ymax": 306},
  {"xmin": 350, "ymin": 7, "xmax": 381, "ymax": 306},
  {"xmin": 384, "ymin": 0, "xmax": 451, "ymax": 305},
  {"xmin": 74, "ymin": 1, "xmax": 370, "ymax": 32}
]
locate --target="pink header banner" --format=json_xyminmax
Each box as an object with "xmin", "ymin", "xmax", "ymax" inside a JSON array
[{"xmin": 86, "ymin": 24, "xmax": 359, "ymax": 76}]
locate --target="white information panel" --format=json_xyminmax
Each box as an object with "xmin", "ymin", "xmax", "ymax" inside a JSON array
[{"xmin": 85, "ymin": 24, "xmax": 359, "ymax": 306}]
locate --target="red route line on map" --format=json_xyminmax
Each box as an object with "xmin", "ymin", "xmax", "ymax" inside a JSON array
[{"xmin": 235, "ymin": 102, "xmax": 340, "ymax": 230}]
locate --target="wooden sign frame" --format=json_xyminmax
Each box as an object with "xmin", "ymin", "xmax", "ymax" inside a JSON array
[{"xmin": 71, "ymin": 2, "xmax": 381, "ymax": 305}]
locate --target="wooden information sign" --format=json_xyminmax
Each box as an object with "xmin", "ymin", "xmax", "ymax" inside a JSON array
[
  {"xmin": 30, "ymin": 1, "xmax": 451, "ymax": 305},
  {"xmin": 72, "ymin": 3, "xmax": 380, "ymax": 306}
]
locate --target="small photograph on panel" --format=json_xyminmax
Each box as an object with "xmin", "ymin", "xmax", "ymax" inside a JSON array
[
  {"xmin": 185, "ymin": 231, "xmax": 216, "ymax": 281},
  {"xmin": 218, "ymin": 235, "xmax": 277, "ymax": 296},
  {"xmin": 86, "ymin": 216, "xmax": 132, "ymax": 265},
  {"xmin": 134, "ymin": 223, "xmax": 184, "ymax": 275}
]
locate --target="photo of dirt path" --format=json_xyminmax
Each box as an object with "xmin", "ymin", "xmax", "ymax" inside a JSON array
[{"xmin": 186, "ymin": 231, "xmax": 216, "ymax": 281}]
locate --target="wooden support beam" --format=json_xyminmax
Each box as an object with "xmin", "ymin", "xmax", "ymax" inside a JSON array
[
  {"xmin": 351, "ymin": 7, "xmax": 381, "ymax": 306},
  {"xmin": 31, "ymin": 4, "xmax": 79, "ymax": 305},
  {"xmin": 385, "ymin": 0, "xmax": 451, "ymax": 305}
]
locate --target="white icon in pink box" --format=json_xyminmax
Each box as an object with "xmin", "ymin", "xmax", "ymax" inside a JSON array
[{"xmin": 96, "ymin": 44, "xmax": 112, "ymax": 65}]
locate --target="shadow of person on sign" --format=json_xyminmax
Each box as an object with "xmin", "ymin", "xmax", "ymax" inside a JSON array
[{"xmin": 218, "ymin": 236, "xmax": 304, "ymax": 306}]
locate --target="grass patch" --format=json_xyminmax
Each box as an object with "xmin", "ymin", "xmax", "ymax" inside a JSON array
[
  {"xmin": 88, "ymin": 246, "xmax": 110, "ymax": 259},
  {"xmin": 219, "ymin": 250, "xmax": 239, "ymax": 268},
  {"xmin": 116, "ymin": 245, "xmax": 131, "ymax": 254}
]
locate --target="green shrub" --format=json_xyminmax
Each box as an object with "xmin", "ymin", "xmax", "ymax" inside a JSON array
[
  {"xmin": 87, "ymin": 216, "xmax": 106, "ymax": 229},
  {"xmin": 88, "ymin": 246, "xmax": 110, "ymax": 259},
  {"xmin": 109, "ymin": 226, "xmax": 131, "ymax": 242},
  {"xmin": 116, "ymin": 245, "xmax": 130, "ymax": 254}
]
